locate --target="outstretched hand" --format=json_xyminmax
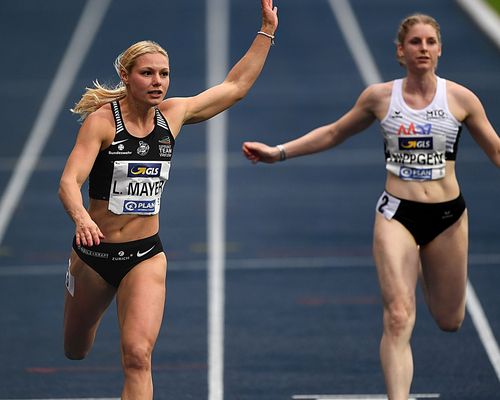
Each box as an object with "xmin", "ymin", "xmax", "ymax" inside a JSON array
[
  {"xmin": 261, "ymin": 0, "xmax": 278, "ymax": 34},
  {"xmin": 242, "ymin": 141, "xmax": 280, "ymax": 164}
]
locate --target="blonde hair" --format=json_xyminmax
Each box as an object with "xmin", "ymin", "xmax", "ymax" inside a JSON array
[
  {"xmin": 395, "ymin": 14, "xmax": 441, "ymax": 66},
  {"xmin": 71, "ymin": 40, "xmax": 169, "ymax": 120}
]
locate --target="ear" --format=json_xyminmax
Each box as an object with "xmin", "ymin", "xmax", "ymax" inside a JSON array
[
  {"xmin": 396, "ymin": 44, "xmax": 405, "ymax": 61},
  {"xmin": 120, "ymin": 69, "xmax": 129, "ymax": 85}
]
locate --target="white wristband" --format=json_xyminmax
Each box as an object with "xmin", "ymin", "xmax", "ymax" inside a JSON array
[
  {"xmin": 276, "ymin": 144, "xmax": 286, "ymax": 161},
  {"xmin": 257, "ymin": 30, "xmax": 275, "ymax": 45}
]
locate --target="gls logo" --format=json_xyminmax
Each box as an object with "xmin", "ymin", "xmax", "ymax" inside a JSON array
[
  {"xmin": 399, "ymin": 137, "xmax": 433, "ymax": 150},
  {"xmin": 128, "ymin": 163, "xmax": 162, "ymax": 177},
  {"xmin": 397, "ymin": 123, "xmax": 432, "ymax": 135}
]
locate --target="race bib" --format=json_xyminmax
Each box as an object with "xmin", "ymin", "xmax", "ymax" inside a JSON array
[{"xmin": 108, "ymin": 160, "xmax": 171, "ymax": 215}]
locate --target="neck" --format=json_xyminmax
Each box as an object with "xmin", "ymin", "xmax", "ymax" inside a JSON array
[
  {"xmin": 404, "ymin": 72, "xmax": 437, "ymax": 95},
  {"xmin": 120, "ymin": 97, "xmax": 155, "ymax": 125}
]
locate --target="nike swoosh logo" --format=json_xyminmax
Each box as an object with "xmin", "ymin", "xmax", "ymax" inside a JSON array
[
  {"xmin": 137, "ymin": 245, "xmax": 156, "ymax": 258},
  {"xmin": 112, "ymin": 139, "xmax": 129, "ymax": 146}
]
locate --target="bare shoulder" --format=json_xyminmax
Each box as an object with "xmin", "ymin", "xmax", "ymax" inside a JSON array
[
  {"xmin": 158, "ymin": 98, "xmax": 189, "ymax": 136},
  {"xmin": 77, "ymin": 103, "xmax": 115, "ymax": 145},
  {"xmin": 445, "ymin": 79, "xmax": 483, "ymax": 121},
  {"xmin": 357, "ymin": 81, "xmax": 393, "ymax": 119},
  {"xmin": 365, "ymin": 81, "xmax": 393, "ymax": 97},
  {"xmin": 446, "ymin": 79, "xmax": 478, "ymax": 101}
]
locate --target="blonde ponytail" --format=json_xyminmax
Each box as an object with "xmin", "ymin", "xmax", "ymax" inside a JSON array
[{"xmin": 71, "ymin": 80, "xmax": 126, "ymax": 120}]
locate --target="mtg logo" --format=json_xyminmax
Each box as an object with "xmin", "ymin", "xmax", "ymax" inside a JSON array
[
  {"xmin": 398, "ymin": 137, "xmax": 433, "ymax": 150},
  {"xmin": 426, "ymin": 109, "xmax": 446, "ymax": 120}
]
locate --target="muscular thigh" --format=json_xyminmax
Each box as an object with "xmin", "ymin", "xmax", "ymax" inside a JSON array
[
  {"xmin": 419, "ymin": 210, "xmax": 468, "ymax": 310},
  {"xmin": 64, "ymin": 251, "xmax": 116, "ymax": 341},
  {"xmin": 373, "ymin": 213, "xmax": 421, "ymax": 305},
  {"xmin": 116, "ymin": 252, "xmax": 167, "ymax": 346}
]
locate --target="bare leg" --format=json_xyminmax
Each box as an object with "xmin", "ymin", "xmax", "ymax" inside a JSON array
[
  {"xmin": 64, "ymin": 251, "xmax": 116, "ymax": 359},
  {"xmin": 419, "ymin": 211, "xmax": 468, "ymax": 331},
  {"xmin": 373, "ymin": 213, "xmax": 420, "ymax": 400},
  {"xmin": 116, "ymin": 253, "xmax": 167, "ymax": 400}
]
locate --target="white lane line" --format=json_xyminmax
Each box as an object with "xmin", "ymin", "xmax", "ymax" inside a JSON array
[
  {"xmin": 466, "ymin": 281, "xmax": 500, "ymax": 380},
  {"xmin": 327, "ymin": 0, "xmax": 500, "ymax": 385},
  {"xmin": 1, "ymin": 254, "xmax": 500, "ymax": 276},
  {"xmin": 327, "ymin": 0, "xmax": 382, "ymax": 85},
  {"xmin": 292, "ymin": 394, "xmax": 440, "ymax": 400},
  {"xmin": 0, "ymin": 0, "xmax": 112, "ymax": 245},
  {"xmin": 206, "ymin": 0, "xmax": 229, "ymax": 399}
]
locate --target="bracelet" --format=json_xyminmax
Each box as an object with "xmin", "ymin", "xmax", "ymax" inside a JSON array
[
  {"xmin": 276, "ymin": 144, "xmax": 287, "ymax": 161},
  {"xmin": 257, "ymin": 30, "xmax": 275, "ymax": 45}
]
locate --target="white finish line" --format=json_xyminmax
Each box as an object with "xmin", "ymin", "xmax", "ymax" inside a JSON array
[{"xmin": 292, "ymin": 394, "xmax": 440, "ymax": 400}]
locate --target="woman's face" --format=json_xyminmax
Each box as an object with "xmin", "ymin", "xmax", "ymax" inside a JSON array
[
  {"xmin": 122, "ymin": 52, "xmax": 170, "ymax": 106},
  {"xmin": 398, "ymin": 23, "xmax": 441, "ymax": 73}
]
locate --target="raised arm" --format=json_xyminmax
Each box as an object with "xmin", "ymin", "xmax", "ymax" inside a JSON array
[
  {"xmin": 165, "ymin": 0, "xmax": 278, "ymax": 127},
  {"xmin": 243, "ymin": 84, "xmax": 383, "ymax": 163}
]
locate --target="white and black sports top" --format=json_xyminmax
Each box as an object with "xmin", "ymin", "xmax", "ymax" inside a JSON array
[
  {"xmin": 379, "ymin": 77, "xmax": 462, "ymax": 181},
  {"xmin": 89, "ymin": 101, "xmax": 175, "ymax": 215}
]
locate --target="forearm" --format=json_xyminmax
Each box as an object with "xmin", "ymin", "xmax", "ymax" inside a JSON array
[
  {"xmin": 224, "ymin": 30, "xmax": 274, "ymax": 97},
  {"xmin": 58, "ymin": 181, "xmax": 90, "ymax": 227},
  {"xmin": 280, "ymin": 124, "xmax": 340, "ymax": 160}
]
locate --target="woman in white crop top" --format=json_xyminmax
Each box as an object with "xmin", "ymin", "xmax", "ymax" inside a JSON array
[{"xmin": 243, "ymin": 13, "xmax": 499, "ymax": 400}]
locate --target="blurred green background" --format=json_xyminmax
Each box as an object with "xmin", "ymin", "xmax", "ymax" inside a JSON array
[{"xmin": 486, "ymin": 0, "xmax": 500, "ymax": 12}]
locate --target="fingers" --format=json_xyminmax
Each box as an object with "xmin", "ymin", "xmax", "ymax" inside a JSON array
[
  {"xmin": 242, "ymin": 141, "xmax": 278, "ymax": 164},
  {"xmin": 261, "ymin": 0, "xmax": 278, "ymax": 31},
  {"xmin": 75, "ymin": 223, "xmax": 104, "ymax": 247},
  {"xmin": 242, "ymin": 142, "xmax": 261, "ymax": 163}
]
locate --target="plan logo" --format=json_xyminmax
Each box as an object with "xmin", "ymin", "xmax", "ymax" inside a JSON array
[
  {"xmin": 399, "ymin": 167, "xmax": 432, "ymax": 180},
  {"xmin": 123, "ymin": 200, "xmax": 156, "ymax": 213}
]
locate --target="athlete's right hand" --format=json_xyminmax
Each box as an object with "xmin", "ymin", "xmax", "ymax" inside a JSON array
[
  {"xmin": 74, "ymin": 215, "xmax": 105, "ymax": 247},
  {"xmin": 242, "ymin": 141, "xmax": 280, "ymax": 164}
]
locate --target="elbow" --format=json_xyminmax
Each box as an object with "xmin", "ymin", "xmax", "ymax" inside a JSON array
[
  {"xmin": 226, "ymin": 80, "xmax": 251, "ymax": 104},
  {"xmin": 58, "ymin": 177, "xmax": 71, "ymax": 203},
  {"xmin": 232, "ymin": 87, "xmax": 249, "ymax": 104},
  {"xmin": 232, "ymin": 92, "xmax": 246, "ymax": 104},
  {"xmin": 491, "ymin": 147, "xmax": 500, "ymax": 168},
  {"xmin": 57, "ymin": 184, "xmax": 65, "ymax": 204}
]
